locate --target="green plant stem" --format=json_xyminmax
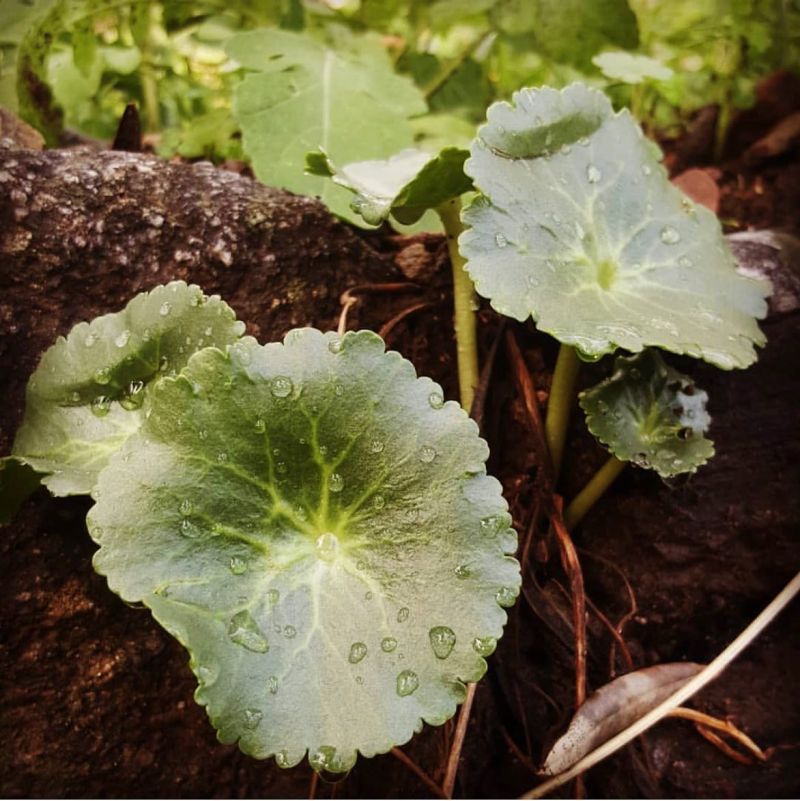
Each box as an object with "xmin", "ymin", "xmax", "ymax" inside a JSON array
[
  {"xmin": 437, "ymin": 199, "xmax": 479, "ymax": 413},
  {"xmin": 545, "ymin": 344, "xmax": 580, "ymax": 478},
  {"xmin": 563, "ymin": 456, "xmax": 626, "ymax": 530}
]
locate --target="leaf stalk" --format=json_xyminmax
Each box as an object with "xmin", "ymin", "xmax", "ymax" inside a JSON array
[
  {"xmin": 564, "ymin": 456, "xmax": 626, "ymax": 530},
  {"xmin": 544, "ymin": 344, "xmax": 580, "ymax": 478},
  {"xmin": 437, "ymin": 198, "xmax": 480, "ymax": 413}
]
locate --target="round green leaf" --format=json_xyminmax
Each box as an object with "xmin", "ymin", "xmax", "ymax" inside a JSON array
[
  {"xmin": 461, "ymin": 84, "xmax": 769, "ymax": 368},
  {"xmin": 13, "ymin": 282, "xmax": 245, "ymax": 495},
  {"xmin": 593, "ymin": 51, "xmax": 674, "ymax": 84},
  {"xmin": 579, "ymin": 349, "xmax": 714, "ymax": 477},
  {"xmin": 87, "ymin": 329, "xmax": 520, "ymax": 772}
]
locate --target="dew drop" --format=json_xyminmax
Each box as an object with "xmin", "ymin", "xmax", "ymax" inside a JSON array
[
  {"xmin": 217, "ymin": 452, "xmax": 228, "ymax": 463},
  {"xmin": 196, "ymin": 665, "xmax": 218, "ymax": 686},
  {"xmin": 266, "ymin": 675, "xmax": 279, "ymax": 695},
  {"xmin": 70, "ymin": 391, "xmax": 81, "ymax": 403},
  {"xmin": 428, "ymin": 391, "xmax": 444, "ymax": 409},
  {"xmin": 660, "ymin": 226, "xmax": 681, "ymax": 245},
  {"xmin": 228, "ymin": 611, "xmax": 269, "ymax": 652},
  {"xmin": 114, "ymin": 330, "xmax": 130, "ymax": 348},
  {"xmin": 429, "ymin": 626, "xmax": 456, "ymax": 659},
  {"xmin": 397, "ymin": 607, "xmax": 410, "ymax": 623},
  {"xmin": 126, "ymin": 379, "xmax": 146, "ymax": 405},
  {"xmin": 641, "ymin": 164, "xmax": 652, "ymax": 176},
  {"xmin": 348, "ymin": 642, "xmax": 367, "ymax": 663},
  {"xmin": 329, "ymin": 473, "xmax": 345, "ymax": 493},
  {"xmin": 91, "ymin": 395, "xmax": 111, "ymax": 417},
  {"xmin": 454, "ymin": 564, "xmax": 470, "ymax": 579},
  {"xmin": 419, "ymin": 446, "xmax": 436, "ymax": 463},
  {"xmin": 180, "ymin": 518, "xmax": 201, "ymax": 539},
  {"xmin": 334, "ymin": 383, "xmax": 345, "ymax": 397},
  {"xmin": 84, "ymin": 333, "xmax": 97, "ymax": 347},
  {"xmin": 472, "ymin": 636, "xmax": 497, "ymax": 657},
  {"xmin": 364, "ymin": 591, "xmax": 373, "ymax": 601},
  {"xmin": 355, "ymin": 675, "xmax": 364, "ymax": 685},
  {"xmin": 369, "ymin": 438, "xmax": 384, "ymax": 454},
  {"xmin": 271, "ymin": 376, "xmax": 293, "ymax": 398},
  {"xmin": 586, "ymin": 164, "xmax": 601, "ymax": 183},
  {"xmin": 179, "ymin": 499, "xmax": 192, "ymax": 515},
  {"xmin": 496, "ymin": 587, "xmax": 517, "ymax": 607},
  {"xmin": 159, "ymin": 355, "xmax": 169, "ymax": 372},
  {"xmin": 396, "ymin": 669, "xmax": 419, "ymax": 697},
  {"xmin": 276, "ymin": 750, "xmax": 291, "ymax": 768},
  {"xmin": 254, "ymin": 418, "xmax": 266, "ymax": 433},
  {"xmin": 94, "ymin": 367, "xmax": 111, "ymax": 385},
  {"xmin": 372, "ymin": 494, "xmax": 385, "ymax": 510},
  {"xmin": 229, "ymin": 556, "xmax": 247, "ymax": 575},
  {"xmin": 242, "ymin": 708, "xmax": 263, "ymax": 729},
  {"xmin": 328, "ymin": 338, "xmax": 342, "ymax": 354},
  {"xmin": 495, "ymin": 232, "xmax": 508, "ymax": 248},
  {"xmin": 381, "ymin": 637, "xmax": 398, "ymax": 652},
  {"xmin": 267, "ymin": 588, "xmax": 280, "ymax": 605},
  {"xmin": 283, "ymin": 625, "xmax": 297, "ymax": 639},
  {"xmin": 678, "ymin": 255, "xmax": 693, "ymax": 268},
  {"xmin": 315, "ymin": 532, "xmax": 339, "ymax": 562},
  {"xmin": 159, "ymin": 301, "xmax": 171, "ymax": 316}
]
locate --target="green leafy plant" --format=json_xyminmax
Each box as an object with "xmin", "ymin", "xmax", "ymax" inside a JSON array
[{"xmin": 4, "ymin": 286, "xmax": 520, "ymax": 773}]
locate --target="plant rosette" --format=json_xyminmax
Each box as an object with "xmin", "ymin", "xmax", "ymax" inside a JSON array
[{"xmin": 87, "ymin": 328, "xmax": 520, "ymax": 772}]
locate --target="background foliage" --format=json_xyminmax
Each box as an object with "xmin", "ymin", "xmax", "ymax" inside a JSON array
[{"xmin": 2, "ymin": 0, "xmax": 797, "ymax": 186}]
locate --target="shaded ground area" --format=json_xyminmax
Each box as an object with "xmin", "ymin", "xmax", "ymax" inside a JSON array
[{"xmin": 1, "ymin": 84, "xmax": 799, "ymax": 798}]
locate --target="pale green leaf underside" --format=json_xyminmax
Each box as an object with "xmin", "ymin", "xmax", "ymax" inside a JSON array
[
  {"xmin": 305, "ymin": 147, "xmax": 471, "ymax": 226},
  {"xmin": 13, "ymin": 282, "xmax": 245, "ymax": 495},
  {"xmin": 579, "ymin": 349, "xmax": 714, "ymax": 477},
  {"xmin": 592, "ymin": 51, "xmax": 674, "ymax": 84},
  {"xmin": 461, "ymin": 83, "xmax": 769, "ymax": 368},
  {"xmin": 88, "ymin": 330, "xmax": 519, "ymax": 772},
  {"xmin": 228, "ymin": 28, "xmax": 427, "ymax": 226}
]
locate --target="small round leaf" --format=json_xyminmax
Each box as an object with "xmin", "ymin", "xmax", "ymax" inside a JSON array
[
  {"xmin": 579, "ymin": 349, "xmax": 714, "ymax": 477},
  {"xmin": 13, "ymin": 282, "xmax": 245, "ymax": 495},
  {"xmin": 87, "ymin": 330, "xmax": 519, "ymax": 771}
]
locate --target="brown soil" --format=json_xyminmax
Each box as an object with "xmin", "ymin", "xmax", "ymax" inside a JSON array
[{"xmin": 1, "ymin": 87, "xmax": 799, "ymax": 798}]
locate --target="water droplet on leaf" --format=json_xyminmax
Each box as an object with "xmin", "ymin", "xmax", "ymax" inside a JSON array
[
  {"xmin": 283, "ymin": 625, "xmax": 297, "ymax": 639},
  {"xmin": 495, "ymin": 233, "xmax": 508, "ymax": 248},
  {"xmin": 660, "ymin": 226, "xmax": 681, "ymax": 244},
  {"xmin": 114, "ymin": 330, "xmax": 130, "ymax": 348},
  {"xmin": 271, "ymin": 376, "xmax": 293, "ymax": 398},
  {"xmin": 396, "ymin": 670, "xmax": 419, "ymax": 697},
  {"xmin": 472, "ymin": 636, "xmax": 497, "ymax": 657},
  {"xmin": 242, "ymin": 708, "xmax": 263, "ymax": 729},
  {"xmin": 381, "ymin": 637, "xmax": 397, "ymax": 652},
  {"xmin": 397, "ymin": 607, "xmax": 410, "ymax": 623},
  {"xmin": 428, "ymin": 391, "xmax": 444, "ymax": 409},
  {"xmin": 266, "ymin": 675, "xmax": 279, "ymax": 695},
  {"xmin": 228, "ymin": 611, "xmax": 269, "ymax": 652},
  {"xmin": 429, "ymin": 626, "xmax": 456, "ymax": 659},
  {"xmin": 586, "ymin": 164, "xmax": 602, "ymax": 183},
  {"xmin": 369, "ymin": 438, "xmax": 384, "ymax": 454},
  {"xmin": 496, "ymin": 587, "xmax": 517, "ymax": 607},
  {"xmin": 229, "ymin": 556, "xmax": 247, "ymax": 575},
  {"xmin": 419, "ymin": 446, "xmax": 436, "ymax": 463},
  {"xmin": 329, "ymin": 473, "xmax": 345, "ymax": 493},
  {"xmin": 159, "ymin": 302, "xmax": 171, "ymax": 316},
  {"xmin": 315, "ymin": 532, "xmax": 339, "ymax": 562},
  {"xmin": 348, "ymin": 642, "xmax": 367, "ymax": 663},
  {"xmin": 91, "ymin": 396, "xmax": 111, "ymax": 417}
]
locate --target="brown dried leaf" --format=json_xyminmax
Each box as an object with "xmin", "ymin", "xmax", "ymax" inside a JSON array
[{"xmin": 542, "ymin": 662, "xmax": 704, "ymax": 775}]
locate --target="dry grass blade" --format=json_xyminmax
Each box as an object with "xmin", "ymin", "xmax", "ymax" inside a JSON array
[{"xmin": 522, "ymin": 570, "xmax": 800, "ymax": 799}]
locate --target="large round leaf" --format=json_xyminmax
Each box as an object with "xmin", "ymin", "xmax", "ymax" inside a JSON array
[
  {"xmin": 87, "ymin": 330, "xmax": 520, "ymax": 772},
  {"xmin": 12, "ymin": 282, "xmax": 245, "ymax": 495},
  {"xmin": 460, "ymin": 84, "xmax": 769, "ymax": 368}
]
